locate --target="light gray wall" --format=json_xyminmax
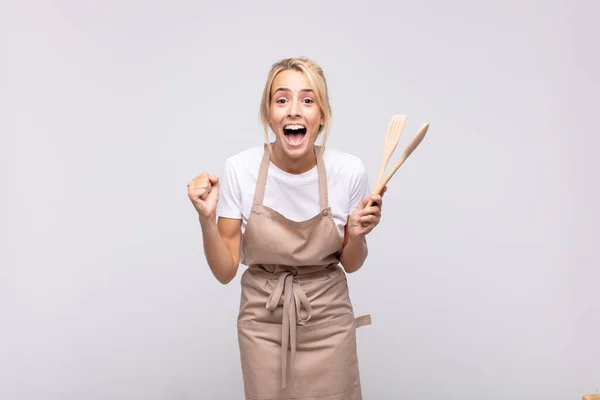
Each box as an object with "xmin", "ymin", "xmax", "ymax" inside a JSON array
[{"xmin": 1, "ymin": 0, "xmax": 598, "ymax": 399}]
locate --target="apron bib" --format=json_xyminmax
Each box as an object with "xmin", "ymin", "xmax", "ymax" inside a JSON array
[{"xmin": 237, "ymin": 145, "xmax": 371, "ymax": 400}]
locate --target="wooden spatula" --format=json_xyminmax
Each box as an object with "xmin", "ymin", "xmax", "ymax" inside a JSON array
[
  {"xmin": 366, "ymin": 122, "xmax": 429, "ymax": 209},
  {"xmin": 375, "ymin": 115, "xmax": 407, "ymax": 187}
]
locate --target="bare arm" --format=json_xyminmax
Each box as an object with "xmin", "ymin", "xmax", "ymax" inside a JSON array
[
  {"xmin": 188, "ymin": 172, "xmax": 242, "ymax": 285},
  {"xmin": 339, "ymin": 227, "xmax": 368, "ymax": 273},
  {"xmin": 200, "ymin": 216, "xmax": 242, "ymax": 284},
  {"xmin": 338, "ymin": 189, "xmax": 386, "ymax": 274}
]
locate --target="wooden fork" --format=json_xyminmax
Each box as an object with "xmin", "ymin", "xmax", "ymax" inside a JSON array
[
  {"xmin": 375, "ymin": 115, "xmax": 407, "ymax": 187},
  {"xmin": 365, "ymin": 121, "xmax": 430, "ymax": 209}
]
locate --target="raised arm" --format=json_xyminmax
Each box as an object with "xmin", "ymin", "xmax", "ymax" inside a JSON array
[
  {"xmin": 188, "ymin": 173, "xmax": 242, "ymax": 284},
  {"xmin": 339, "ymin": 191, "xmax": 383, "ymax": 273},
  {"xmin": 338, "ymin": 159, "xmax": 386, "ymax": 273}
]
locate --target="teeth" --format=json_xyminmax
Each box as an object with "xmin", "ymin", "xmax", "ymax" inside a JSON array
[{"xmin": 284, "ymin": 124, "xmax": 305, "ymax": 130}]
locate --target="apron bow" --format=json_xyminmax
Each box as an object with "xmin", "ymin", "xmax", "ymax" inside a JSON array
[{"xmin": 266, "ymin": 272, "xmax": 313, "ymax": 388}]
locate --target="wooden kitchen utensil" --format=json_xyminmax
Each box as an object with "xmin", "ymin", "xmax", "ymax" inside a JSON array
[
  {"xmin": 366, "ymin": 121, "xmax": 429, "ymax": 209},
  {"xmin": 375, "ymin": 115, "xmax": 407, "ymax": 187}
]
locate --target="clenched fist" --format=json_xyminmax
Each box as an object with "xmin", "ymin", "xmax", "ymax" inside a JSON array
[{"xmin": 187, "ymin": 173, "xmax": 219, "ymax": 219}]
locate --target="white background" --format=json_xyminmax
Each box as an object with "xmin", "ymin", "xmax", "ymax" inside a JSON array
[{"xmin": 1, "ymin": 0, "xmax": 598, "ymax": 399}]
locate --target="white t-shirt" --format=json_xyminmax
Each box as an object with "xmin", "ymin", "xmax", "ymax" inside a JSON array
[{"xmin": 216, "ymin": 145, "xmax": 371, "ymax": 265}]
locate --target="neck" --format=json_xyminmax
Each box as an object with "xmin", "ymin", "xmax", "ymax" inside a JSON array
[{"xmin": 268, "ymin": 142, "xmax": 318, "ymax": 174}]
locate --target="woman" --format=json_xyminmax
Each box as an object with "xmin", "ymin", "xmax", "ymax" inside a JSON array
[{"xmin": 187, "ymin": 57, "xmax": 385, "ymax": 399}]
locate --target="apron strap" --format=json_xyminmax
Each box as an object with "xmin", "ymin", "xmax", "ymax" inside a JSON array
[
  {"xmin": 355, "ymin": 314, "xmax": 372, "ymax": 328},
  {"xmin": 252, "ymin": 145, "xmax": 272, "ymax": 206},
  {"xmin": 314, "ymin": 145, "xmax": 329, "ymax": 211},
  {"xmin": 265, "ymin": 272, "xmax": 313, "ymax": 389}
]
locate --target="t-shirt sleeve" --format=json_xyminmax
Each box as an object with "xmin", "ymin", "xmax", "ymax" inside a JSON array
[
  {"xmin": 216, "ymin": 158, "xmax": 243, "ymax": 219},
  {"xmin": 348, "ymin": 159, "xmax": 371, "ymax": 214}
]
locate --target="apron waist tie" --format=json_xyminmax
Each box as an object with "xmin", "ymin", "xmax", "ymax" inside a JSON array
[{"xmin": 265, "ymin": 272, "xmax": 312, "ymax": 388}]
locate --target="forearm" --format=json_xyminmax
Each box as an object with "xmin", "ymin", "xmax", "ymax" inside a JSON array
[
  {"xmin": 199, "ymin": 216, "xmax": 237, "ymax": 284},
  {"xmin": 339, "ymin": 233, "xmax": 368, "ymax": 273}
]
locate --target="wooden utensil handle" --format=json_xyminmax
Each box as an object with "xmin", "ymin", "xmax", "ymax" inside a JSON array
[
  {"xmin": 364, "ymin": 122, "xmax": 429, "ymax": 209},
  {"xmin": 365, "ymin": 155, "xmax": 406, "ymax": 208}
]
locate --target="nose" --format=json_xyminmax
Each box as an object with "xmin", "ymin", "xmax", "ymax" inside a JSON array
[{"xmin": 287, "ymin": 98, "xmax": 300, "ymax": 118}]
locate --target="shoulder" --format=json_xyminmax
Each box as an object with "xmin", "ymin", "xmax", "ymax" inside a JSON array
[
  {"xmin": 323, "ymin": 147, "xmax": 366, "ymax": 177},
  {"xmin": 226, "ymin": 145, "xmax": 264, "ymax": 165},
  {"xmin": 323, "ymin": 147, "xmax": 370, "ymax": 209},
  {"xmin": 224, "ymin": 145, "xmax": 264, "ymax": 172}
]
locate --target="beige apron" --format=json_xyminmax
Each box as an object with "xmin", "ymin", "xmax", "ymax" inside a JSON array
[{"xmin": 237, "ymin": 145, "xmax": 371, "ymax": 400}]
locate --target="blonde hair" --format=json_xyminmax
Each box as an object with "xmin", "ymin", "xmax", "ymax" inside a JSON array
[{"xmin": 259, "ymin": 57, "xmax": 332, "ymax": 156}]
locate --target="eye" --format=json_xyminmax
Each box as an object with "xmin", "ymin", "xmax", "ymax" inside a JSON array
[
  {"xmin": 276, "ymin": 98, "xmax": 288, "ymax": 104},
  {"xmin": 302, "ymin": 98, "xmax": 314, "ymax": 104}
]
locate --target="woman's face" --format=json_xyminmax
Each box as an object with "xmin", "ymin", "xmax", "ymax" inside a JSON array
[{"xmin": 269, "ymin": 69, "xmax": 324, "ymax": 161}]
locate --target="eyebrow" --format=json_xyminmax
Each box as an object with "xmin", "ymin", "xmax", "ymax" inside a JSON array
[{"xmin": 272, "ymin": 87, "xmax": 314, "ymax": 95}]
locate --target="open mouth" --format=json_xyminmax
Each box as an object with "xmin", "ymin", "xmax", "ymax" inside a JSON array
[{"xmin": 283, "ymin": 124, "xmax": 307, "ymax": 146}]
